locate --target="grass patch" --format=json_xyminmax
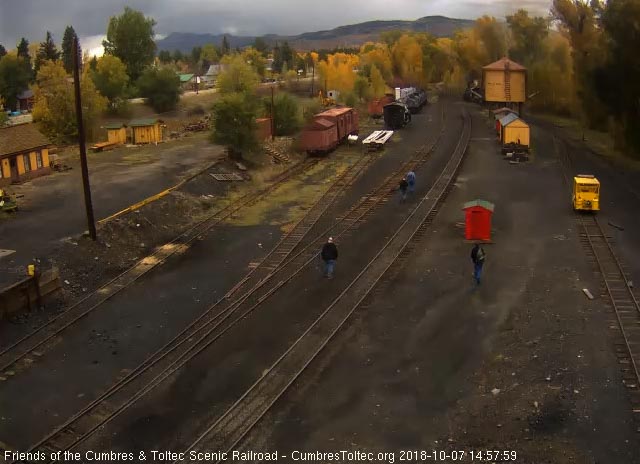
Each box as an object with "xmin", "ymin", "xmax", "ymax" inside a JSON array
[{"xmin": 533, "ymin": 112, "xmax": 640, "ymax": 171}]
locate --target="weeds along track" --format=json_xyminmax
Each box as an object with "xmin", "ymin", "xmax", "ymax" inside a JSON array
[
  {"xmin": 172, "ymin": 108, "xmax": 471, "ymax": 462},
  {"xmin": 12, "ymin": 106, "xmax": 447, "ymax": 463},
  {"xmin": 554, "ymin": 135, "xmax": 640, "ymax": 422}
]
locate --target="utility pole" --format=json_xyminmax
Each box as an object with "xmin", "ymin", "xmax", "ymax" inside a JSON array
[
  {"xmin": 270, "ymin": 86, "xmax": 275, "ymax": 141},
  {"xmin": 72, "ymin": 36, "xmax": 97, "ymax": 241}
]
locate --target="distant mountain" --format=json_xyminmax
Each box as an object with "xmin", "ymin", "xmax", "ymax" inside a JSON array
[{"xmin": 156, "ymin": 16, "xmax": 474, "ymax": 52}]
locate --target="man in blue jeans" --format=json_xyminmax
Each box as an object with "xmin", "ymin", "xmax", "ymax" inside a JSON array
[
  {"xmin": 470, "ymin": 243, "xmax": 486, "ymax": 285},
  {"xmin": 321, "ymin": 237, "xmax": 338, "ymax": 279}
]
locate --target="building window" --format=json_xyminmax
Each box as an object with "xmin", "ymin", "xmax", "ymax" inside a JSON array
[
  {"xmin": 36, "ymin": 152, "xmax": 43, "ymax": 168},
  {"xmin": 23, "ymin": 154, "xmax": 32, "ymax": 172}
]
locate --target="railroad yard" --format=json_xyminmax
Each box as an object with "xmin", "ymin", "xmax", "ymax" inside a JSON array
[{"xmin": 1, "ymin": 96, "xmax": 640, "ymax": 464}]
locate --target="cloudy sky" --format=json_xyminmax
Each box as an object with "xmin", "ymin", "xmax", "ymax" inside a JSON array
[{"xmin": 0, "ymin": 0, "xmax": 551, "ymax": 55}]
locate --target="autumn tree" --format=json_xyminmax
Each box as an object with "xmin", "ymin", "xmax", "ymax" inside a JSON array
[
  {"xmin": 474, "ymin": 16, "xmax": 506, "ymax": 62},
  {"xmin": 242, "ymin": 47, "xmax": 267, "ymax": 77},
  {"xmin": 211, "ymin": 93, "xmax": 259, "ymax": 159},
  {"xmin": 217, "ymin": 54, "xmax": 259, "ymax": 94},
  {"xmin": 552, "ymin": 0, "xmax": 607, "ymax": 127},
  {"xmin": 264, "ymin": 93, "xmax": 300, "ymax": 135},
  {"xmin": 201, "ymin": 44, "xmax": 219, "ymax": 67},
  {"xmin": 317, "ymin": 53, "xmax": 360, "ymax": 94},
  {"xmin": 0, "ymin": 55, "xmax": 32, "ymax": 110},
  {"xmin": 137, "ymin": 67, "xmax": 182, "ymax": 112},
  {"xmin": 103, "ymin": 7, "xmax": 157, "ymax": 80},
  {"xmin": 359, "ymin": 42, "xmax": 393, "ymax": 80},
  {"xmin": 507, "ymin": 10, "xmax": 549, "ymax": 64},
  {"xmin": 35, "ymin": 31, "xmax": 61, "ymax": 72},
  {"xmin": 391, "ymin": 34, "xmax": 424, "ymax": 86},
  {"xmin": 593, "ymin": 0, "xmax": 640, "ymax": 153},
  {"xmin": 92, "ymin": 55, "xmax": 129, "ymax": 110},
  {"xmin": 32, "ymin": 60, "xmax": 107, "ymax": 142},
  {"xmin": 353, "ymin": 75, "xmax": 370, "ymax": 101},
  {"xmin": 369, "ymin": 64, "xmax": 386, "ymax": 98},
  {"xmin": 61, "ymin": 26, "xmax": 79, "ymax": 73}
]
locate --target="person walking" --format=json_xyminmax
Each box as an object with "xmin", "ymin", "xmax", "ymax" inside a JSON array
[
  {"xmin": 406, "ymin": 170, "xmax": 416, "ymax": 194},
  {"xmin": 399, "ymin": 177, "xmax": 409, "ymax": 203},
  {"xmin": 321, "ymin": 237, "xmax": 338, "ymax": 279},
  {"xmin": 470, "ymin": 243, "xmax": 486, "ymax": 286}
]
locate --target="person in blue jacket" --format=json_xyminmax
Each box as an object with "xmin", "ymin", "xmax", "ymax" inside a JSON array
[{"xmin": 406, "ymin": 170, "xmax": 416, "ymax": 194}]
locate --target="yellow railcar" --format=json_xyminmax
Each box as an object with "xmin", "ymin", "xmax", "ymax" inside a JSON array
[{"xmin": 573, "ymin": 175, "xmax": 600, "ymax": 211}]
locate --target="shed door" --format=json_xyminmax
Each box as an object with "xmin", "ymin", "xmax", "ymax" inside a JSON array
[{"xmin": 470, "ymin": 210, "xmax": 485, "ymax": 238}]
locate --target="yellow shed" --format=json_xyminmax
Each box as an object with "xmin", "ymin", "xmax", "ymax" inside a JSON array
[
  {"xmin": 130, "ymin": 119, "xmax": 164, "ymax": 144},
  {"xmin": 483, "ymin": 57, "xmax": 527, "ymax": 105},
  {"xmin": 104, "ymin": 123, "xmax": 128, "ymax": 145},
  {"xmin": 500, "ymin": 114, "xmax": 530, "ymax": 147}
]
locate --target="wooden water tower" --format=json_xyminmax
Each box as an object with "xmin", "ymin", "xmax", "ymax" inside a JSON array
[{"xmin": 482, "ymin": 57, "xmax": 527, "ymax": 113}]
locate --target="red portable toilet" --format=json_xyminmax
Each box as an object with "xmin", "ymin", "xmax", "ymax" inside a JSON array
[{"xmin": 462, "ymin": 200, "xmax": 495, "ymax": 241}]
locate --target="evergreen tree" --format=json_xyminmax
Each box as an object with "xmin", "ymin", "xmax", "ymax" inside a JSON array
[
  {"xmin": 61, "ymin": 26, "xmax": 79, "ymax": 73},
  {"xmin": 0, "ymin": 44, "xmax": 6, "ymax": 58},
  {"xmin": 16, "ymin": 38, "xmax": 32, "ymax": 79},
  {"xmin": 35, "ymin": 31, "xmax": 61, "ymax": 72},
  {"xmin": 89, "ymin": 56, "xmax": 98, "ymax": 71},
  {"xmin": 221, "ymin": 35, "xmax": 231, "ymax": 56}
]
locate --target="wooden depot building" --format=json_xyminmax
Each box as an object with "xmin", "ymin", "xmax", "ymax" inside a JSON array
[
  {"xmin": 483, "ymin": 57, "xmax": 527, "ymax": 112},
  {"xmin": 0, "ymin": 123, "xmax": 51, "ymax": 186}
]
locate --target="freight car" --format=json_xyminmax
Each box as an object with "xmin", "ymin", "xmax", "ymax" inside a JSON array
[
  {"xmin": 383, "ymin": 102, "xmax": 411, "ymax": 130},
  {"xmin": 367, "ymin": 95, "xmax": 395, "ymax": 119},
  {"xmin": 299, "ymin": 107, "xmax": 359, "ymax": 155}
]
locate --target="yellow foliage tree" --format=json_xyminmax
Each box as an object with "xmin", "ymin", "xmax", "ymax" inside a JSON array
[
  {"xmin": 360, "ymin": 42, "xmax": 393, "ymax": 80},
  {"xmin": 32, "ymin": 60, "xmax": 106, "ymax": 142},
  {"xmin": 317, "ymin": 53, "xmax": 359, "ymax": 94},
  {"xmin": 369, "ymin": 64, "xmax": 386, "ymax": 98},
  {"xmin": 391, "ymin": 35, "xmax": 424, "ymax": 86}
]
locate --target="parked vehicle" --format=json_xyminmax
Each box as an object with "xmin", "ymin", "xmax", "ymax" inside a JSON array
[{"xmin": 573, "ymin": 175, "xmax": 600, "ymax": 212}]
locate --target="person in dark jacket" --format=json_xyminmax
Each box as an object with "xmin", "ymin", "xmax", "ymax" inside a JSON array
[
  {"xmin": 399, "ymin": 177, "xmax": 409, "ymax": 202},
  {"xmin": 471, "ymin": 243, "xmax": 486, "ymax": 285},
  {"xmin": 321, "ymin": 237, "xmax": 338, "ymax": 278}
]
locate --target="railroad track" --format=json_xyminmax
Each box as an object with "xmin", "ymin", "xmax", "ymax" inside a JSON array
[
  {"xmin": 0, "ymin": 159, "xmax": 319, "ymax": 381},
  {"xmin": 554, "ymin": 135, "xmax": 640, "ymax": 421},
  {"xmin": 172, "ymin": 108, "xmax": 471, "ymax": 462},
  {"xmin": 10, "ymin": 105, "xmax": 448, "ymax": 464}
]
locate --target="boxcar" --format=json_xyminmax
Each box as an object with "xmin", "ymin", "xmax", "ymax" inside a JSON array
[
  {"xmin": 315, "ymin": 107, "xmax": 359, "ymax": 142},
  {"xmin": 299, "ymin": 118, "xmax": 339, "ymax": 154},
  {"xmin": 368, "ymin": 95, "xmax": 395, "ymax": 119}
]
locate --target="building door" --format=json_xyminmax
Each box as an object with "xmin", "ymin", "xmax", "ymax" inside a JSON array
[{"xmin": 9, "ymin": 157, "xmax": 19, "ymax": 183}]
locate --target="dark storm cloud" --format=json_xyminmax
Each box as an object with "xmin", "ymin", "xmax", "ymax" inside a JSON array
[{"xmin": 0, "ymin": 0, "xmax": 552, "ymax": 48}]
